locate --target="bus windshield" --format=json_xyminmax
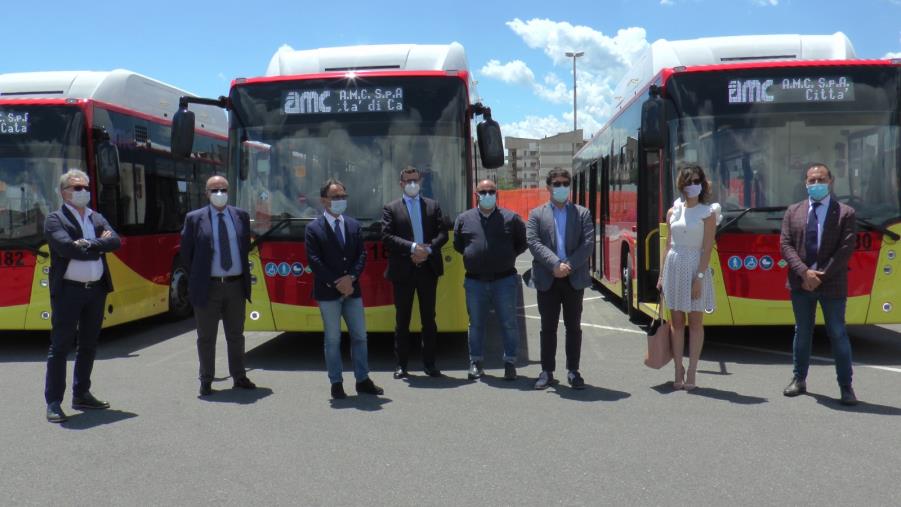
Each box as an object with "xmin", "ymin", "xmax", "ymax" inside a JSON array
[
  {"xmin": 229, "ymin": 76, "xmax": 468, "ymax": 237},
  {"xmin": 0, "ymin": 106, "xmax": 85, "ymax": 244},
  {"xmin": 667, "ymin": 66, "xmax": 901, "ymax": 231}
]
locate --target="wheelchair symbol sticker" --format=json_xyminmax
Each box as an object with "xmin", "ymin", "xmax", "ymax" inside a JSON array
[
  {"xmin": 744, "ymin": 256, "xmax": 758, "ymax": 270},
  {"xmin": 727, "ymin": 256, "xmax": 742, "ymax": 271},
  {"xmin": 265, "ymin": 263, "xmax": 278, "ymax": 277},
  {"xmin": 759, "ymin": 256, "xmax": 774, "ymax": 270},
  {"xmin": 277, "ymin": 262, "xmax": 291, "ymax": 277}
]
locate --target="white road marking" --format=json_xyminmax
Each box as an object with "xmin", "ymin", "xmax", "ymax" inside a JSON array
[
  {"xmin": 521, "ymin": 314, "xmax": 645, "ymax": 334},
  {"xmin": 519, "ymin": 295, "xmax": 603, "ymax": 309}
]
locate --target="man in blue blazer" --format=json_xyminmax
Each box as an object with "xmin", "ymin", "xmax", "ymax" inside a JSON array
[
  {"xmin": 527, "ymin": 168, "xmax": 595, "ymax": 390},
  {"xmin": 43, "ymin": 169, "xmax": 121, "ymax": 423},
  {"xmin": 305, "ymin": 177, "xmax": 383, "ymax": 400},
  {"xmin": 180, "ymin": 175, "xmax": 256, "ymax": 396}
]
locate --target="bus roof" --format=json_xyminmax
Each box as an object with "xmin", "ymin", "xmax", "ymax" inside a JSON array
[
  {"xmin": 0, "ymin": 69, "xmax": 227, "ymax": 134},
  {"xmin": 613, "ymin": 32, "xmax": 856, "ymax": 110},
  {"xmin": 265, "ymin": 42, "xmax": 470, "ymax": 76}
]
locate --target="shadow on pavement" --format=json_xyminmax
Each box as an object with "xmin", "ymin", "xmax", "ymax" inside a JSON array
[
  {"xmin": 403, "ymin": 374, "xmax": 471, "ymax": 390},
  {"xmin": 548, "ymin": 383, "xmax": 631, "ymax": 402},
  {"xmin": 808, "ymin": 392, "xmax": 901, "ymax": 415},
  {"xmin": 198, "ymin": 387, "xmax": 274, "ymax": 405},
  {"xmin": 60, "ymin": 409, "xmax": 138, "ymax": 430},
  {"xmin": 686, "ymin": 386, "xmax": 769, "ymax": 405},
  {"xmin": 650, "ymin": 382, "xmax": 682, "ymax": 394},
  {"xmin": 329, "ymin": 396, "xmax": 393, "ymax": 412},
  {"xmin": 479, "ymin": 375, "xmax": 536, "ymax": 391}
]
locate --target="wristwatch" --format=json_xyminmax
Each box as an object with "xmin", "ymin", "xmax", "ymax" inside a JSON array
[{"xmin": 696, "ymin": 272, "xmax": 705, "ymax": 279}]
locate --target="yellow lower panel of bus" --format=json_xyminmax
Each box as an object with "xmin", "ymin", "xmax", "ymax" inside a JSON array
[{"xmin": 864, "ymin": 227, "xmax": 900, "ymax": 324}]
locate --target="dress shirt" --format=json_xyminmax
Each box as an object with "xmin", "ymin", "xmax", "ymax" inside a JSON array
[
  {"xmin": 323, "ymin": 211, "xmax": 345, "ymax": 246},
  {"xmin": 806, "ymin": 195, "xmax": 830, "ymax": 270},
  {"xmin": 403, "ymin": 194, "xmax": 430, "ymax": 254},
  {"xmin": 552, "ymin": 203, "xmax": 568, "ymax": 262},
  {"xmin": 209, "ymin": 205, "xmax": 242, "ymax": 277},
  {"xmin": 62, "ymin": 203, "xmax": 104, "ymax": 283}
]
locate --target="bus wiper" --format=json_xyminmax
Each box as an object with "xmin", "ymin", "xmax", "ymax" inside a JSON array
[
  {"xmin": 0, "ymin": 238, "xmax": 49, "ymax": 258},
  {"xmin": 716, "ymin": 206, "xmax": 787, "ymax": 238},
  {"xmin": 250, "ymin": 216, "xmax": 312, "ymax": 250},
  {"xmin": 856, "ymin": 217, "xmax": 900, "ymax": 241}
]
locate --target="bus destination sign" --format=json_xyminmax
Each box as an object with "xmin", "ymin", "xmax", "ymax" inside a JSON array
[
  {"xmin": 283, "ymin": 87, "xmax": 404, "ymax": 115},
  {"xmin": 728, "ymin": 77, "xmax": 854, "ymax": 104},
  {"xmin": 0, "ymin": 111, "xmax": 30, "ymax": 135}
]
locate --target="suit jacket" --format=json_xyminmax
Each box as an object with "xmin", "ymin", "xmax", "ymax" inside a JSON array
[
  {"xmin": 44, "ymin": 206, "xmax": 121, "ymax": 297},
  {"xmin": 526, "ymin": 202, "xmax": 595, "ymax": 291},
  {"xmin": 305, "ymin": 214, "xmax": 366, "ymax": 301},
  {"xmin": 780, "ymin": 194, "xmax": 856, "ymax": 298},
  {"xmin": 180, "ymin": 205, "xmax": 252, "ymax": 307},
  {"xmin": 381, "ymin": 195, "xmax": 448, "ymax": 281}
]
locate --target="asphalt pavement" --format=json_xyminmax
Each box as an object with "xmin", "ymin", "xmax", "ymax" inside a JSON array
[{"xmin": 2, "ymin": 257, "xmax": 901, "ymax": 506}]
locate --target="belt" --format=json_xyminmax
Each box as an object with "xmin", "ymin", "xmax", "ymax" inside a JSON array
[
  {"xmin": 63, "ymin": 279, "xmax": 102, "ymax": 289},
  {"xmin": 465, "ymin": 269, "xmax": 516, "ymax": 282},
  {"xmin": 210, "ymin": 275, "xmax": 243, "ymax": 283}
]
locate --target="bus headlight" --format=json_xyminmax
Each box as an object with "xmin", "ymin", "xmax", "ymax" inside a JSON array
[
  {"xmin": 883, "ymin": 303, "xmax": 893, "ymax": 313},
  {"xmin": 249, "ymin": 311, "xmax": 261, "ymax": 321}
]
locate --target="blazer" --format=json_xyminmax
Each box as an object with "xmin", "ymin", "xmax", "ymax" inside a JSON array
[
  {"xmin": 780, "ymin": 195, "xmax": 856, "ymax": 298},
  {"xmin": 381, "ymin": 195, "xmax": 448, "ymax": 281},
  {"xmin": 180, "ymin": 205, "xmax": 252, "ymax": 307},
  {"xmin": 305, "ymin": 214, "xmax": 366, "ymax": 301},
  {"xmin": 44, "ymin": 205, "xmax": 121, "ymax": 297},
  {"xmin": 526, "ymin": 202, "xmax": 595, "ymax": 291}
]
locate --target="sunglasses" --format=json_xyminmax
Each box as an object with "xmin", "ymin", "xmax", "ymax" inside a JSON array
[
  {"xmin": 477, "ymin": 189, "xmax": 497, "ymax": 196},
  {"xmin": 688, "ymin": 179, "xmax": 702, "ymax": 185},
  {"xmin": 208, "ymin": 188, "xmax": 228, "ymax": 194},
  {"xmin": 402, "ymin": 179, "xmax": 420, "ymax": 184},
  {"xmin": 550, "ymin": 181, "xmax": 570, "ymax": 188},
  {"xmin": 329, "ymin": 194, "xmax": 349, "ymax": 199},
  {"xmin": 66, "ymin": 185, "xmax": 89, "ymax": 192}
]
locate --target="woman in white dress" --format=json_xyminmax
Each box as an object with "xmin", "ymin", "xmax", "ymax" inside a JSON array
[{"xmin": 657, "ymin": 165, "xmax": 720, "ymax": 390}]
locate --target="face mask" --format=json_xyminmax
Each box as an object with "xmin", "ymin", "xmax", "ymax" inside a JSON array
[
  {"xmin": 478, "ymin": 193, "xmax": 497, "ymax": 210},
  {"xmin": 806, "ymin": 183, "xmax": 829, "ymax": 202},
  {"xmin": 683, "ymin": 184, "xmax": 702, "ymax": 198},
  {"xmin": 552, "ymin": 186, "xmax": 570, "ymax": 203},
  {"xmin": 404, "ymin": 182, "xmax": 420, "ymax": 197},
  {"xmin": 70, "ymin": 189, "xmax": 91, "ymax": 208},
  {"xmin": 209, "ymin": 192, "xmax": 228, "ymax": 208},
  {"xmin": 329, "ymin": 199, "xmax": 347, "ymax": 215}
]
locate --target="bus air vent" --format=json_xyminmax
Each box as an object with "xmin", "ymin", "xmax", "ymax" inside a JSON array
[{"xmin": 134, "ymin": 125, "xmax": 148, "ymax": 144}]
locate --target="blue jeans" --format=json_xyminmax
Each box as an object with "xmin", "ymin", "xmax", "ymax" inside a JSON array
[
  {"xmin": 790, "ymin": 290, "xmax": 854, "ymax": 386},
  {"xmin": 464, "ymin": 275, "xmax": 520, "ymax": 363},
  {"xmin": 318, "ymin": 297, "xmax": 369, "ymax": 384}
]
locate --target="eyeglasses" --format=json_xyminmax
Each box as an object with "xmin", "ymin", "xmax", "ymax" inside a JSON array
[
  {"xmin": 550, "ymin": 181, "xmax": 570, "ymax": 188},
  {"xmin": 208, "ymin": 188, "xmax": 228, "ymax": 194},
  {"xmin": 329, "ymin": 194, "xmax": 349, "ymax": 199},
  {"xmin": 477, "ymin": 189, "xmax": 497, "ymax": 196},
  {"xmin": 402, "ymin": 179, "xmax": 420, "ymax": 184},
  {"xmin": 65, "ymin": 185, "xmax": 89, "ymax": 192},
  {"xmin": 688, "ymin": 179, "xmax": 702, "ymax": 185}
]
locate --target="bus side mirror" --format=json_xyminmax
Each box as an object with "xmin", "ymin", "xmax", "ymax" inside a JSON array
[
  {"xmin": 477, "ymin": 117, "xmax": 504, "ymax": 169},
  {"xmin": 640, "ymin": 91, "xmax": 665, "ymax": 152},
  {"xmin": 171, "ymin": 107, "xmax": 196, "ymax": 159},
  {"xmin": 96, "ymin": 142, "xmax": 120, "ymax": 185}
]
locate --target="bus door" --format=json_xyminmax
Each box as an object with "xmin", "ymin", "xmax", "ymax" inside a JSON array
[
  {"xmin": 600, "ymin": 152, "xmax": 611, "ymax": 280},
  {"xmin": 588, "ymin": 161, "xmax": 598, "ymax": 274},
  {"xmin": 636, "ymin": 148, "xmax": 662, "ymax": 302}
]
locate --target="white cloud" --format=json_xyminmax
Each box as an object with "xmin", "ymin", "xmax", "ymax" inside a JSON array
[
  {"xmin": 753, "ymin": 0, "xmax": 779, "ymax": 5},
  {"xmin": 480, "ymin": 59, "xmax": 535, "ymax": 85},
  {"xmin": 885, "ymin": 51, "xmax": 901, "ymax": 58},
  {"xmin": 660, "ymin": 0, "xmax": 674, "ymax": 5},
  {"xmin": 501, "ymin": 115, "xmax": 572, "ymax": 140}
]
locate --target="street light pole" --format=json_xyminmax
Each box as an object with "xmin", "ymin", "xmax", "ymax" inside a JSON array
[{"xmin": 565, "ymin": 51, "xmax": 584, "ymax": 133}]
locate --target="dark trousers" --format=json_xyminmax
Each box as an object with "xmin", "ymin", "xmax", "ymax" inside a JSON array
[
  {"xmin": 392, "ymin": 268, "xmax": 438, "ymax": 368},
  {"xmin": 537, "ymin": 277, "xmax": 584, "ymax": 373},
  {"xmin": 194, "ymin": 279, "xmax": 247, "ymax": 382},
  {"xmin": 45, "ymin": 283, "xmax": 107, "ymax": 404}
]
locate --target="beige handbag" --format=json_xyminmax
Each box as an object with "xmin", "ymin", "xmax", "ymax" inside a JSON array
[{"xmin": 644, "ymin": 292, "xmax": 673, "ymax": 369}]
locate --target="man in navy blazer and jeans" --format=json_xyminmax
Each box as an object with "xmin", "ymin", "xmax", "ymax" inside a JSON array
[
  {"xmin": 181, "ymin": 175, "xmax": 256, "ymax": 397},
  {"xmin": 43, "ymin": 169, "xmax": 121, "ymax": 423},
  {"xmin": 306, "ymin": 177, "xmax": 383, "ymax": 400}
]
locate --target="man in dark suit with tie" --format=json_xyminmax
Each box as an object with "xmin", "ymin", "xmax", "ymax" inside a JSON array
[
  {"xmin": 527, "ymin": 168, "xmax": 595, "ymax": 390},
  {"xmin": 180, "ymin": 175, "xmax": 256, "ymax": 397},
  {"xmin": 381, "ymin": 166, "xmax": 448, "ymax": 379},
  {"xmin": 306, "ymin": 178, "xmax": 383, "ymax": 400},
  {"xmin": 781, "ymin": 163, "xmax": 858, "ymax": 405},
  {"xmin": 43, "ymin": 169, "xmax": 121, "ymax": 423}
]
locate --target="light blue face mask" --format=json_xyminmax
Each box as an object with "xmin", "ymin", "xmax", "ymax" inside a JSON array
[
  {"xmin": 329, "ymin": 199, "xmax": 347, "ymax": 215},
  {"xmin": 478, "ymin": 193, "xmax": 497, "ymax": 210},
  {"xmin": 552, "ymin": 186, "xmax": 570, "ymax": 203},
  {"xmin": 806, "ymin": 183, "xmax": 829, "ymax": 202}
]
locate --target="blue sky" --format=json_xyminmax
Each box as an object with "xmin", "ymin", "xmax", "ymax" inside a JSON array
[{"xmin": 4, "ymin": 0, "xmax": 900, "ymax": 139}]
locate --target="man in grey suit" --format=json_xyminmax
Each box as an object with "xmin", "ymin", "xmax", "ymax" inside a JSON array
[{"xmin": 527, "ymin": 168, "xmax": 595, "ymax": 390}]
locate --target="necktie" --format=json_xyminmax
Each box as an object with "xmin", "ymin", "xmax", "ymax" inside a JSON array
[
  {"xmin": 218, "ymin": 212, "xmax": 232, "ymax": 270},
  {"xmin": 804, "ymin": 202, "xmax": 821, "ymax": 267},
  {"xmin": 334, "ymin": 218, "xmax": 345, "ymax": 248},
  {"xmin": 409, "ymin": 198, "xmax": 424, "ymax": 245}
]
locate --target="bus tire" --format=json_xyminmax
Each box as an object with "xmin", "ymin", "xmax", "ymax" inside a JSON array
[
  {"xmin": 168, "ymin": 260, "xmax": 193, "ymax": 319},
  {"xmin": 621, "ymin": 256, "xmax": 638, "ymax": 321}
]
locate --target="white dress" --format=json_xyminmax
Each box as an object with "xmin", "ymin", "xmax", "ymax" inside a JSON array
[{"xmin": 662, "ymin": 198, "xmax": 721, "ymax": 313}]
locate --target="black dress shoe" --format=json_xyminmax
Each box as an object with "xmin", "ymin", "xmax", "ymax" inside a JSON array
[
  {"xmin": 331, "ymin": 382, "xmax": 347, "ymax": 400},
  {"xmin": 355, "ymin": 378, "xmax": 384, "ymax": 395},
  {"xmin": 199, "ymin": 381, "xmax": 213, "ymax": 396},
  {"xmin": 783, "ymin": 378, "xmax": 807, "ymax": 397},
  {"xmin": 467, "ymin": 361, "xmax": 484, "ymax": 380},
  {"xmin": 233, "ymin": 377, "xmax": 257, "ymax": 390},
  {"xmin": 46, "ymin": 402, "xmax": 68, "ymax": 423},
  {"xmin": 423, "ymin": 364, "xmax": 443, "ymax": 378},
  {"xmin": 393, "ymin": 366, "xmax": 409, "ymax": 379},
  {"xmin": 504, "ymin": 362, "xmax": 517, "ymax": 381},
  {"xmin": 839, "ymin": 385, "xmax": 858, "ymax": 406},
  {"xmin": 72, "ymin": 391, "xmax": 110, "ymax": 410},
  {"xmin": 567, "ymin": 370, "xmax": 586, "ymax": 390}
]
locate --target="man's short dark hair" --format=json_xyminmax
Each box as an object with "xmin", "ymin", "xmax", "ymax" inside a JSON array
[
  {"xmin": 546, "ymin": 167, "xmax": 571, "ymax": 186},
  {"xmin": 320, "ymin": 177, "xmax": 346, "ymax": 197},
  {"xmin": 807, "ymin": 163, "xmax": 832, "ymax": 179},
  {"xmin": 400, "ymin": 165, "xmax": 419, "ymax": 180}
]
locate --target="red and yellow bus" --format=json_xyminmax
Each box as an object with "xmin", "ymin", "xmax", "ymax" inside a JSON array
[
  {"xmin": 0, "ymin": 70, "xmax": 227, "ymax": 330},
  {"xmin": 572, "ymin": 33, "xmax": 901, "ymax": 325},
  {"xmin": 172, "ymin": 43, "xmax": 503, "ymax": 332}
]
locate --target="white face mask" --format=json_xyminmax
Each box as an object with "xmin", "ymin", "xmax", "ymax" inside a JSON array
[
  {"xmin": 209, "ymin": 192, "xmax": 228, "ymax": 208},
  {"xmin": 70, "ymin": 189, "xmax": 91, "ymax": 208},
  {"xmin": 683, "ymin": 184, "xmax": 702, "ymax": 198},
  {"xmin": 404, "ymin": 182, "xmax": 420, "ymax": 197}
]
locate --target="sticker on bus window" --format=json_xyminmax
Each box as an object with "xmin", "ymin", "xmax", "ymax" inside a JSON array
[
  {"xmin": 291, "ymin": 262, "xmax": 304, "ymax": 277},
  {"xmin": 0, "ymin": 111, "xmax": 29, "ymax": 135},
  {"xmin": 265, "ymin": 262, "xmax": 278, "ymax": 277},
  {"xmin": 743, "ymin": 256, "xmax": 758, "ymax": 270},
  {"xmin": 727, "ymin": 256, "xmax": 743, "ymax": 271},
  {"xmin": 759, "ymin": 256, "xmax": 774, "ymax": 271},
  {"xmin": 277, "ymin": 262, "xmax": 291, "ymax": 277}
]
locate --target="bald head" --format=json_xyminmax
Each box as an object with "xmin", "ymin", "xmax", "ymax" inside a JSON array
[{"xmin": 206, "ymin": 175, "xmax": 229, "ymax": 210}]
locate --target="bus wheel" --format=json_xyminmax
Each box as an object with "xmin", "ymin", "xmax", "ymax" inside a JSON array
[
  {"xmin": 168, "ymin": 261, "xmax": 193, "ymax": 319},
  {"xmin": 621, "ymin": 261, "xmax": 638, "ymax": 321}
]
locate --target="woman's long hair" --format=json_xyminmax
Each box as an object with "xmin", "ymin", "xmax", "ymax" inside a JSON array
[{"xmin": 675, "ymin": 164, "xmax": 711, "ymax": 204}]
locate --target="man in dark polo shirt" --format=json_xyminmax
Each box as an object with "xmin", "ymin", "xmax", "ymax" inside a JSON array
[{"xmin": 453, "ymin": 178, "xmax": 527, "ymax": 380}]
